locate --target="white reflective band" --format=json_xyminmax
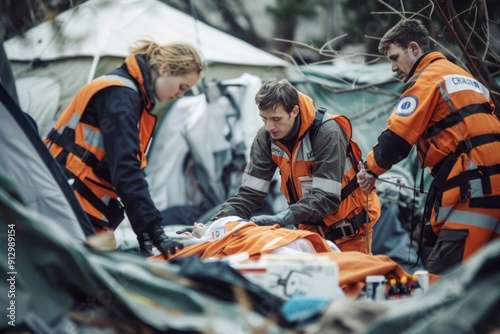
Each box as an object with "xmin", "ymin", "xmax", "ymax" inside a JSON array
[
  {"xmin": 470, "ymin": 178, "xmax": 484, "ymax": 198},
  {"xmin": 83, "ymin": 125, "xmax": 104, "ymax": 151},
  {"xmin": 60, "ymin": 113, "xmax": 82, "ymax": 133},
  {"xmin": 103, "ymin": 75, "xmax": 138, "ymax": 92},
  {"xmin": 436, "ymin": 206, "xmax": 452, "ymax": 222},
  {"xmin": 298, "ymin": 135, "xmax": 314, "ymax": 162},
  {"xmin": 242, "ymin": 173, "xmax": 270, "ymax": 193},
  {"xmin": 101, "ymin": 194, "xmax": 111, "ymax": 206},
  {"xmin": 441, "ymin": 209, "xmax": 499, "ymax": 232},
  {"xmin": 443, "ymin": 75, "xmax": 490, "ymax": 100},
  {"xmin": 271, "ymin": 143, "xmax": 288, "ymax": 159},
  {"xmin": 145, "ymin": 137, "xmax": 153, "ymax": 156},
  {"xmin": 313, "ymin": 176, "xmax": 341, "ymax": 196}
]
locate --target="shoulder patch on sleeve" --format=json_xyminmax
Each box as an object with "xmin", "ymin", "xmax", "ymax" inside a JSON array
[{"xmin": 394, "ymin": 95, "xmax": 418, "ymax": 116}]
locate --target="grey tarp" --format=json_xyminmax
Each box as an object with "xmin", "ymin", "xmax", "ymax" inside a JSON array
[
  {"xmin": 0, "ymin": 172, "xmax": 288, "ymax": 333},
  {"xmin": 294, "ymin": 62, "xmax": 403, "ymax": 155}
]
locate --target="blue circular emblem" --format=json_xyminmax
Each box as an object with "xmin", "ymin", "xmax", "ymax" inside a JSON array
[{"xmin": 395, "ymin": 96, "xmax": 418, "ymax": 116}]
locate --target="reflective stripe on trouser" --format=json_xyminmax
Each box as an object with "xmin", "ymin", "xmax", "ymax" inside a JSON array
[{"xmin": 426, "ymin": 201, "xmax": 500, "ymax": 274}]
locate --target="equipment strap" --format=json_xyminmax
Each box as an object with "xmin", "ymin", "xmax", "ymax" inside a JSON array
[
  {"xmin": 69, "ymin": 173, "xmax": 124, "ymax": 229},
  {"xmin": 341, "ymin": 177, "xmax": 359, "ymax": 201},
  {"xmin": 324, "ymin": 210, "xmax": 367, "ymax": 241},
  {"xmin": 309, "ymin": 108, "xmax": 361, "ymax": 202},
  {"xmin": 47, "ymin": 128, "xmax": 100, "ymax": 167},
  {"xmin": 425, "ymin": 102, "xmax": 492, "ymax": 139}
]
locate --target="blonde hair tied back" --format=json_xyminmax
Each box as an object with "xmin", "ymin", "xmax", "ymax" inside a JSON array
[{"xmin": 129, "ymin": 40, "xmax": 204, "ymax": 77}]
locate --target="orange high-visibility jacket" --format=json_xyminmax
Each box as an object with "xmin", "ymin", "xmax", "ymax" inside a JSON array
[
  {"xmin": 45, "ymin": 56, "xmax": 157, "ymax": 229},
  {"xmin": 213, "ymin": 92, "xmax": 380, "ymax": 238},
  {"xmin": 366, "ymin": 51, "xmax": 500, "ymax": 232},
  {"xmin": 273, "ymin": 94, "xmax": 380, "ymax": 235}
]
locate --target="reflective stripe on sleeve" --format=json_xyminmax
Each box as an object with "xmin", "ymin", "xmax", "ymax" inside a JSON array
[
  {"xmin": 313, "ymin": 176, "xmax": 341, "ymax": 196},
  {"xmin": 241, "ymin": 173, "xmax": 270, "ymax": 193}
]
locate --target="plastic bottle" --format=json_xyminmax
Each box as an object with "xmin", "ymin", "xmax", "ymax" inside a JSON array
[
  {"xmin": 399, "ymin": 276, "xmax": 411, "ymax": 298},
  {"xmin": 387, "ymin": 278, "xmax": 400, "ymax": 300},
  {"xmin": 410, "ymin": 274, "xmax": 424, "ymax": 297},
  {"xmin": 414, "ymin": 270, "xmax": 429, "ymax": 292}
]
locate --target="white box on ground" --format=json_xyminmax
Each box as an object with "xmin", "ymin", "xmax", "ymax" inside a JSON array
[{"xmin": 231, "ymin": 254, "xmax": 339, "ymax": 300}]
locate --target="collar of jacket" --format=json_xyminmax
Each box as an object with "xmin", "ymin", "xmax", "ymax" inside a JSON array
[
  {"xmin": 124, "ymin": 55, "xmax": 156, "ymax": 112},
  {"xmin": 296, "ymin": 92, "xmax": 316, "ymax": 138},
  {"xmin": 406, "ymin": 51, "xmax": 446, "ymax": 82}
]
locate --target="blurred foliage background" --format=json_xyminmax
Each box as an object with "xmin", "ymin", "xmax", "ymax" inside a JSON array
[
  {"xmin": 1, "ymin": 0, "xmax": 499, "ymax": 106},
  {"xmin": 2, "ymin": 0, "xmax": 498, "ymax": 61}
]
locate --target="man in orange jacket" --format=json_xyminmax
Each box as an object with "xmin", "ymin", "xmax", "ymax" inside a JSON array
[
  {"xmin": 207, "ymin": 79, "xmax": 380, "ymax": 253},
  {"xmin": 357, "ymin": 19, "xmax": 500, "ymax": 274}
]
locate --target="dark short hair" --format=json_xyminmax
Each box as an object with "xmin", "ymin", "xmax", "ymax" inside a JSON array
[
  {"xmin": 255, "ymin": 79, "xmax": 298, "ymax": 114},
  {"xmin": 379, "ymin": 19, "xmax": 431, "ymax": 54}
]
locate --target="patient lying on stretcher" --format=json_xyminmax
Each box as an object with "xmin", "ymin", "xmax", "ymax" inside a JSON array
[
  {"xmin": 174, "ymin": 216, "xmax": 341, "ymax": 257},
  {"xmin": 150, "ymin": 217, "xmax": 414, "ymax": 297}
]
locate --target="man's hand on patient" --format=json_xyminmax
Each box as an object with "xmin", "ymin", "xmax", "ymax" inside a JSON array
[{"xmin": 250, "ymin": 209, "xmax": 294, "ymax": 227}]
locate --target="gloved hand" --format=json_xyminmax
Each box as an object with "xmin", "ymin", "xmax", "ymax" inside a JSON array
[
  {"xmin": 137, "ymin": 232, "xmax": 154, "ymax": 257},
  {"xmin": 138, "ymin": 225, "xmax": 184, "ymax": 259},
  {"xmin": 250, "ymin": 209, "xmax": 294, "ymax": 227},
  {"xmin": 357, "ymin": 161, "xmax": 377, "ymax": 193}
]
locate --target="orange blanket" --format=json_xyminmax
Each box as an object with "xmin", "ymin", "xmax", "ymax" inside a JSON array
[{"xmin": 151, "ymin": 221, "xmax": 438, "ymax": 297}]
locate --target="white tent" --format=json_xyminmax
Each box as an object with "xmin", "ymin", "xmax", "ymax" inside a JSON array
[
  {"xmin": 5, "ymin": 0, "xmax": 291, "ymax": 136},
  {"xmin": 146, "ymin": 73, "xmax": 264, "ymax": 212}
]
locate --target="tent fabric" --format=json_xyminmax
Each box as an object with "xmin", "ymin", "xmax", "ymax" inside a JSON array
[
  {"xmin": 0, "ymin": 34, "xmax": 18, "ymax": 104},
  {"xmin": 11, "ymin": 58, "xmax": 93, "ymax": 137},
  {"xmin": 0, "ymin": 82, "xmax": 91, "ymax": 239},
  {"xmin": 5, "ymin": 0, "xmax": 291, "ymax": 140},
  {"xmin": 146, "ymin": 73, "xmax": 263, "ymax": 213},
  {"xmin": 295, "ymin": 62, "xmax": 402, "ymax": 155},
  {"xmin": 0, "ymin": 172, "xmax": 288, "ymax": 333},
  {"xmin": 5, "ymin": 0, "xmax": 289, "ymax": 67}
]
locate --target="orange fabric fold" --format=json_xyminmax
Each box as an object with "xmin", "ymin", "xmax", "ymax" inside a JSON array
[{"xmin": 150, "ymin": 222, "xmax": 441, "ymax": 297}]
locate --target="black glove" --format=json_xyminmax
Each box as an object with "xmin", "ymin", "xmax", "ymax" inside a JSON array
[
  {"xmin": 137, "ymin": 225, "xmax": 184, "ymax": 259},
  {"xmin": 147, "ymin": 225, "xmax": 184, "ymax": 259},
  {"xmin": 137, "ymin": 232, "xmax": 154, "ymax": 257},
  {"xmin": 250, "ymin": 209, "xmax": 294, "ymax": 227}
]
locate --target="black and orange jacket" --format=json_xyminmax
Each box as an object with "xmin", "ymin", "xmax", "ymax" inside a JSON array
[
  {"xmin": 45, "ymin": 55, "xmax": 161, "ymax": 233},
  {"xmin": 214, "ymin": 92, "xmax": 380, "ymax": 234},
  {"xmin": 366, "ymin": 51, "xmax": 500, "ymax": 214}
]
